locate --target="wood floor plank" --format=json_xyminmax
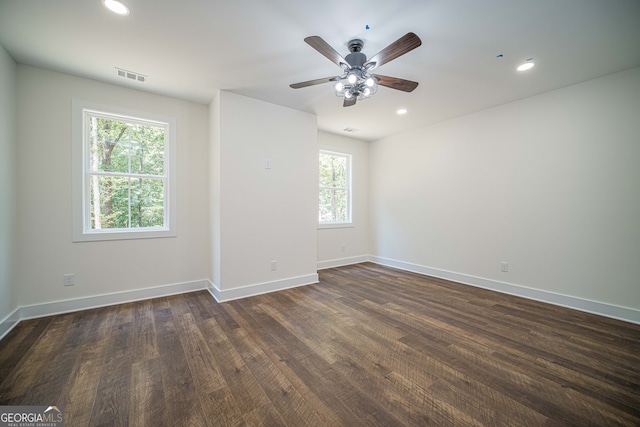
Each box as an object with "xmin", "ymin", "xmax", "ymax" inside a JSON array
[
  {"xmin": 24, "ymin": 310, "xmax": 99, "ymax": 406},
  {"xmin": 200, "ymin": 388, "xmax": 247, "ymax": 427},
  {"xmin": 228, "ymin": 301, "xmax": 385, "ymax": 426},
  {"xmin": 219, "ymin": 304, "xmax": 346, "ymax": 427},
  {"xmin": 198, "ymin": 316, "xmax": 276, "ymax": 415},
  {"xmin": 0, "ymin": 263, "xmax": 638, "ymax": 426},
  {"xmin": 326, "ymin": 299, "xmax": 548, "ymax": 425},
  {"xmin": 131, "ymin": 299, "xmax": 160, "ymax": 363},
  {"xmin": 60, "ymin": 307, "xmax": 118, "ymax": 427},
  {"xmin": 129, "ymin": 358, "xmax": 167, "ymax": 427},
  {"xmin": 174, "ymin": 312, "xmax": 228, "ymax": 395},
  {"xmin": 152, "ymin": 299, "xmax": 209, "ymax": 426},
  {"xmin": 365, "ymin": 280, "xmax": 634, "ymax": 400},
  {"xmin": 0, "ymin": 314, "xmax": 73, "ymax": 404},
  {"xmin": 89, "ymin": 303, "xmax": 135, "ymax": 427},
  {"xmin": 229, "ymin": 300, "xmax": 406, "ymax": 426},
  {"xmin": 255, "ymin": 294, "xmax": 435, "ymax": 425},
  {"xmin": 0, "ymin": 318, "xmax": 50, "ymax": 382},
  {"xmin": 221, "ymin": 318, "xmax": 332, "ymax": 427}
]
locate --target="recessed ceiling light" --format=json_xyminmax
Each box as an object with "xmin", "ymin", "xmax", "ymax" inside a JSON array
[
  {"xmin": 397, "ymin": 109, "xmax": 408, "ymax": 115},
  {"xmin": 517, "ymin": 58, "xmax": 535, "ymax": 71},
  {"xmin": 517, "ymin": 62, "xmax": 535, "ymax": 71},
  {"xmin": 102, "ymin": 0, "xmax": 130, "ymax": 15}
]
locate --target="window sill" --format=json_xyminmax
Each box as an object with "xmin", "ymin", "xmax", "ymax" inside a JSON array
[
  {"xmin": 318, "ymin": 223, "xmax": 354, "ymax": 230},
  {"xmin": 73, "ymin": 228, "xmax": 176, "ymax": 242}
]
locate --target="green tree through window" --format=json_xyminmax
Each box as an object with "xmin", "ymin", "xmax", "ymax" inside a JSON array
[
  {"xmin": 319, "ymin": 150, "xmax": 351, "ymax": 224},
  {"xmin": 73, "ymin": 100, "xmax": 176, "ymax": 242},
  {"xmin": 87, "ymin": 112, "xmax": 167, "ymax": 230}
]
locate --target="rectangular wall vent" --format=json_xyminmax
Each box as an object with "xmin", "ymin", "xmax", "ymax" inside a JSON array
[{"xmin": 115, "ymin": 68, "xmax": 147, "ymax": 83}]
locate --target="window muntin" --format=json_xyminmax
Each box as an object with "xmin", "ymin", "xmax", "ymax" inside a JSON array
[
  {"xmin": 319, "ymin": 150, "xmax": 352, "ymax": 224},
  {"xmin": 73, "ymin": 101, "xmax": 176, "ymax": 241}
]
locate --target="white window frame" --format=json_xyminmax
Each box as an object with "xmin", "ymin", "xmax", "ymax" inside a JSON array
[
  {"xmin": 318, "ymin": 149, "xmax": 352, "ymax": 228},
  {"xmin": 72, "ymin": 100, "xmax": 177, "ymax": 242}
]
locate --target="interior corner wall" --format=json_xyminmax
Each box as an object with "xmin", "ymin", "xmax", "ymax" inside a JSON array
[
  {"xmin": 369, "ymin": 67, "xmax": 640, "ymax": 316},
  {"xmin": 0, "ymin": 43, "xmax": 17, "ymax": 329},
  {"xmin": 15, "ymin": 65, "xmax": 211, "ymax": 309},
  {"xmin": 209, "ymin": 91, "xmax": 221, "ymax": 287},
  {"xmin": 317, "ymin": 131, "xmax": 369, "ymax": 269},
  {"xmin": 212, "ymin": 91, "xmax": 318, "ymax": 300}
]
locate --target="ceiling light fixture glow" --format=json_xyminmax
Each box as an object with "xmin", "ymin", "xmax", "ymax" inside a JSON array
[
  {"xmin": 397, "ymin": 109, "xmax": 408, "ymax": 115},
  {"xmin": 333, "ymin": 70, "xmax": 379, "ymax": 103},
  {"xmin": 102, "ymin": 0, "xmax": 130, "ymax": 15},
  {"xmin": 517, "ymin": 59, "xmax": 535, "ymax": 71}
]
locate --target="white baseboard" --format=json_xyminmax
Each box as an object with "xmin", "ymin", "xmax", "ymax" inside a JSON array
[
  {"xmin": 0, "ymin": 308, "xmax": 21, "ymax": 342},
  {"xmin": 317, "ymin": 255, "xmax": 370, "ymax": 270},
  {"xmin": 209, "ymin": 273, "xmax": 319, "ymax": 303},
  {"xmin": 0, "ymin": 279, "xmax": 209, "ymax": 341},
  {"xmin": 368, "ymin": 256, "xmax": 640, "ymax": 325},
  {"xmin": 3, "ymin": 257, "xmax": 638, "ymax": 342}
]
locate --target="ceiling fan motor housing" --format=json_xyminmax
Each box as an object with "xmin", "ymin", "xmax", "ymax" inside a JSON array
[
  {"xmin": 346, "ymin": 39, "xmax": 366, "ymax": 67},
  {"xmin": 345, "ymin": 52, "xmax": 366, "ymax": 68}
]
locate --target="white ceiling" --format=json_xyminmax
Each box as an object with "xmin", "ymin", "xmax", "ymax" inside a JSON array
[{"xmin": 1, "ymin": 0, "xmax": 639, "ymax": 141}]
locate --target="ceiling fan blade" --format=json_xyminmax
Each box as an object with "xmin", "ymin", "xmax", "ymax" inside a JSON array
[
  {"xmin": 374, "ymin": 74, "xmax": 419, "ymax": 92},
  {"xmin": 343, "ymin": 98, "xmax": 357, "ymax": 107},
  {"xmin": 364, "ymin": 32, "xmax": 422, "ymax": 69},
  {"xmin": 290, "ymin": 76, "xmax": 338, "ymax": 89},
  {"xmin": 304, "ymin": 36, "xmax": 350, "ymax": 69}
]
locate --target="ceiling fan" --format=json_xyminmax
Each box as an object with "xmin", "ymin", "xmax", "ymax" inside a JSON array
[{"xmin": 290, "ymin": 32, "xmax": 422, "ymax": 107}]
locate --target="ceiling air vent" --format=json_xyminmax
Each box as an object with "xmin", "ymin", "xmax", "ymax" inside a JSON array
[{"xmin": 115, "ymin": 68, "xmax": 147, "ymax": 83}]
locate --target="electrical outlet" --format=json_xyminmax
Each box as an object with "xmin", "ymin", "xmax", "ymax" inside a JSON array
[
  {"xmin": 270, "ymin": 260, "xmax": 277, "ymax": 271},
  {"xmin": 63, "ymin": 273, "xmax": 75, "ymax": 286},
  {"xmin": 500, "ymin": 262, "xmax": 509, "ymax": 273}
]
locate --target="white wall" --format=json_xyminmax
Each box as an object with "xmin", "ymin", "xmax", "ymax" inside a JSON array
[
  {"xmin": 0, "ymin": 44, "xmax": 17, "ymax": 331},
  {"xmin": 211, "ymin": 91, "xmax": 318, "ymax": 300},
  {"xmin": 15, "ymin": 65, "xmax": 211, "ymax": 308},
  {"xmin": 317, "ymin": 131, "xmax": 369, "ymax": 268},
  {"xmin": 370, "ymin": 68, "xmax": 640, "ymax": 316}
]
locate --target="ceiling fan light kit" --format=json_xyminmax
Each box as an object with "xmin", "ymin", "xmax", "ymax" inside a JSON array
[
  {"xmin": 290, "ymin": 32, "xmax": 422, "ymax": 107},
  {"xmin": 331, "ymin": 39, "xmax": 379, "ymax": 104}
]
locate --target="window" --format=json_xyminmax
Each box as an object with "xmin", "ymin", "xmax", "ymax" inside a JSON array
[
  {"xmin": 319, "ymin": 150, "xmax": 352, "ymax": 225},
  {"xmin": 72, "ymin": 100, "xmax": 176, "ymax": 241}
]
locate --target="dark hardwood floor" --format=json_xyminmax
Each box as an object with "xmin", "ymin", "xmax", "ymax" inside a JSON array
[{"xmin": 1, "ymin": 263, "xmax": 639, "ymax": 426}]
